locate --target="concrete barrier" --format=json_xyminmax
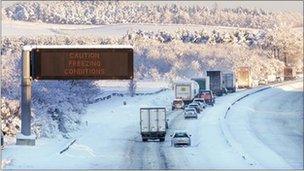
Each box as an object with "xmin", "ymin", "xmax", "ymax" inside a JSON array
[{"xmin": 90, "ymin": 88, "xmax": 170, "ymax": 104}]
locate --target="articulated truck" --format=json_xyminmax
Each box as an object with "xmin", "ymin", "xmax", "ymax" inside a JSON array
[
  {"xmin": 284, "ymin": 67, "xmax": 296, "ymax": 80},
  {"xmin": 140, "ymin": 107, "xmax": 167, "ymax": 142},
  {"xmin": 191, "ymin": 77, "xmax": 210, "ymax": 92},
  {"xmin": 206, "ymin": 71, "xmax": 224, "ymax": 96},
  {"xmin": 222, "ymin": 73, "xmax": 236, "ymax": 93},
  {"xmin": 236, "ymin": 67, "xmax": 252, "ymax": 88},
  {"xmin": 172, "ymin": 80, "xmax": 199, "ymax": 110}
]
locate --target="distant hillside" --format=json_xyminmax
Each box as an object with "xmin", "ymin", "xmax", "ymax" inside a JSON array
[{"xmin": 2, "ymin": 1, "xmax": 303, "ymax": 29}]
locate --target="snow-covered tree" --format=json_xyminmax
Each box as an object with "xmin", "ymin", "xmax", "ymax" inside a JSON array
[
  {"xmin": 3, "ymin": 1, "xmax": 302, "ymax": 29},
  {"xmin": 269, "ymin": 26, "xmax": 303, "ymax": 70},
  {"xmin": 1, "ymin": 30, "xmax": 297, "ymax": 137}
]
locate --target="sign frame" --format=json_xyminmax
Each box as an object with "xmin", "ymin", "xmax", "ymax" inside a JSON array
[{"xmin": 30, "ymin": 47, "xmax": 134, "ymax": 80}]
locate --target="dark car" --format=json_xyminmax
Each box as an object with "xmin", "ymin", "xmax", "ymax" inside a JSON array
[{"xmin": 187, "ymin": 103, "xmax": 201, "ymax": 113}]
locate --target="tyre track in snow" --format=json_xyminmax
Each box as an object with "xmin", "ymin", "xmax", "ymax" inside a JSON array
[
  {"xmin": 161, "ymin": 96, "xmax": 250, "ymax": 169},
  {"xmin": 125, "ymin": 89, "xmax": 265, "ymax": 169},
  {"xmin": 124, "ymin": 82, "xmax": 296, "ymax": 169},
  {"xmin": 124, "ymin": 110, "xmax": 183, "ymax": 169},
  {"xmin": 161, "ymin": 111, "xmax": 196, "ymax": 169},
  {"xmin": 159, "ymin": 110, "xmax": 191, "ymax": 169}
]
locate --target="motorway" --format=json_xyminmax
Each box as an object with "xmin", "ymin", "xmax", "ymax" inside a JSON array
[
  {"xmin": 3, "ymin": 80, "xmax": 303, "ymax": 169},
  {"xmin": 124, "ymin": 80, "xmax": 303, "ymax": 169}
]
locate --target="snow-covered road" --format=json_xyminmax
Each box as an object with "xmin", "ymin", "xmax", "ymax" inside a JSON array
[
  {"xmin": 2, "ymin": 80, "xmax": 303, "ymax": 169},
  {"xmin": 225, "ymin": 80, "xmax": 303, "ymax": 169}
]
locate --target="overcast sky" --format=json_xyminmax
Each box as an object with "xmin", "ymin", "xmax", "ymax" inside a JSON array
[{"xmin": 2, "ymin": 1, "xmax": 303, "ymax": 14}]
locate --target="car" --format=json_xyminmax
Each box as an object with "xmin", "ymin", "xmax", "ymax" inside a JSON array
[
  {"xmin": 184, "ymin": 108, "xmax": 198, "ymax": 119},
  {"xmin": 172, "ymin": 99, "xmax": 185, "ymax": 110},
  {"xmin": 192, "ymin": 101, "xmax": 205, "ymax": 110},
  {"xmin": 193, "ymin": 98, "xmax": 207, "ymax": 109},
  {"xmin": 171, "ymin": 131, "xmax": 191, "ymax": 147},
  {"xmin": 258, "ymin": 79, "xmax": 268, "ymax": 85},
  {"xmin": 276, "ymin": 76, "xmax": 283, "ymax": 82},
  {"xmin": 198, "ymin": 90, "xmax": 215, "ymax": 106},
  {"xmin": 199, "ymin": 102, "xmax": 207, "ymax": 109},
  {"xmin": 187, "ymin": 103, "xmax": 202, "ymax": 113}
]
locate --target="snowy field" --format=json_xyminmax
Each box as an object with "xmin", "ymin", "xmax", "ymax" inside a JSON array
[
  {"xmin": 94, "ymin": 80, "xmax": 171, "ymax": 93},
  {"xmin": 2, "ymin": 80, "xmax": 303, "ymax": 169},
  {"xmin": 2, "ymin": 19, "xmax": 261, "ymax": 37}
]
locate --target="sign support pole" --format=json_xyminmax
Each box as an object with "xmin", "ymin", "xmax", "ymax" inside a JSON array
[{"xmin": 16, "ymin": 49, "xmax": 35, "ymax": 146}]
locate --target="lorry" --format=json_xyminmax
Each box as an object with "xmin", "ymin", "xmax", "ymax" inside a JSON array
[
  {"xmin": 140, "ymin": 107, "xmax": 167, "ymax": 142},
  {"xmin": 206, "ymin": 71, "xmax": 224, "ymax": 96},
  {"xmin": 172, "ymin": 81, "xmax": 199, "ymax": 108},
  {"xmin": 284, "ymin": 67, "xmax": 296, "ymax": 80},
  {"xmin": 222, "ymin": 73, "xmax": 236, "ymax": 93},
  {"xmin": 236, "ymin": 67, "xmax": 252, "ymax": 88},
  {"xmin": 191, "ymin": 77, "xmax": 210, "ymax": 92},
  {"xmin": 267, "ymin": 74, "xmax": 276, "ymax": 83}
]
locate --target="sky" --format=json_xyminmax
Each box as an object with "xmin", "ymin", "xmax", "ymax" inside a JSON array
[{"xmin": 1, "ymin": 1, "xmax": 303, "ymax": 14}]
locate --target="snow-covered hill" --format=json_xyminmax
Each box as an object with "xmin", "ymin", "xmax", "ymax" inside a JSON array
[
  {"xmin": 2, "ymin": 1, "xmax": 302, "ymax": 29},
  {"xmin": 1, "ymin": 1, "xmax": 302, "ymax": 143}
]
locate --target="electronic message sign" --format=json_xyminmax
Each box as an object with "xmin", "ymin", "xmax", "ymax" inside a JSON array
[{"xmin": 30, "ymin": 48, "xmax": 133, "ymax": 80}]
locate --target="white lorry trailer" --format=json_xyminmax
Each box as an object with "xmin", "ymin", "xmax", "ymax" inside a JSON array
[
  {"xmin": 172, "ymin": 81, "xmax": 199, "ymax": 109},
  {"xmin": 140, "ymin": 107, "xmax": 167, "ymax": 142}
]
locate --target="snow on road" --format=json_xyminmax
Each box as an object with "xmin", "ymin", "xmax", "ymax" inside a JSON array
[
  {"xmin": 225, "ymin": 80, "xmax": 303, "ymax": 169},
  {"xmin": 2, "ymin": 87, "xmax": 173, "ymax": 169},
  {"xmin": 160, "ymin": 87, "xmax": 270, "ymax": 169},
  {"xmin": 2, "ymin": 80, "xmax": 303, "ymax": 169}
]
